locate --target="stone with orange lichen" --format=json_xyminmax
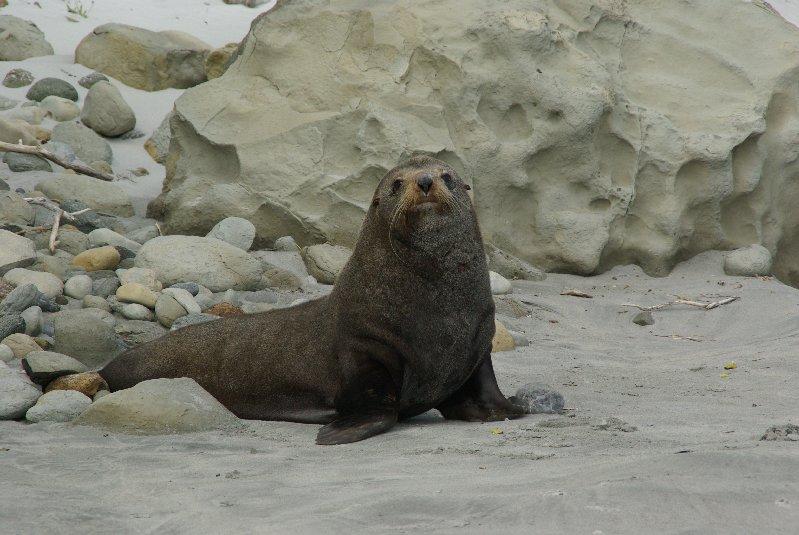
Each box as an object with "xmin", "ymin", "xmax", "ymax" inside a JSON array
[
  {"xmin": 204, "ymin": 302, "xmax": 244, "ymax": 318},
  {"xmin": 45, "ymin": 372, "xmax": 108, "ymax": 397}
]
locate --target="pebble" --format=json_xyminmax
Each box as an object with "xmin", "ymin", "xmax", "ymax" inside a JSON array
[
  {"xmin": 170, "ymin": 313, "xmax": 221, "ymax": 331},
  {"xmin": 760, "ymin": 424, "xmax": 799, "ymax": 441},
  {"xmin": 26, "ymin": 77, "xmax": 78, "ymax": 102},
  {"xmin": 116, "ymin": 283, "xmax": 158, "ymax": 308},
  {"xmin": 0, "ymin": 283, "xmax": 39, "ymax": 315},
  {"xmin": 82, "ymin": 294, "xmax": 111, "ymax": 312},
  {"xmin": 0, "ymin": 94, "xmax": 17, "ymax": 111},
  {"xmin": 91, "ymin": 276, "xmax": 120, "ymax": 298},
  {"xmin": 81, "ymin": 81, "xmax": 136, "ymax": 137},
  {"xmin": 0, "ymin": 230, "xmax": 37, "ymax": 275},
  {"xmin": 73, "ymin": 246, "xmax": 121, "ymax": 272},
  {"xmin": 114, "ymin": 319, "xmax": 167, "ymax": 346},
  {"xmin": 52, "ymin": 309, "xmax": 121, "ymax": 368},
  {"xmin": 4, "ymin": 152, "xmax": 52, "ymax": 172},
  {"xmin": 39, "ymin": 95, "xmax": 81, "ymax": 122},
  {"xmin": 64, "ymin": 274, "xmax": 94, "ymax": 299},
  {"xmin": 491, "ymin": 319, "xmax": 515, "ymax": 352},
  {"xmin": 510, "ymin": 384, "xmax": 566, "ymax": 414},
  {"xmin": 21, "ymin": 350, "xmax": 88, "ymax": 385},
  {"xmin": 117, "ymin": 267, "xmax": 161, "ymax": 291},
  {"xmin": 88, "ymin": 228, "xmax": 141, "ymax": 253},
  {"xmin": 169, "ymin": 282, "xmax": 199, "ymax": 296},
  {"xmin": 1, "ymin": 332, "xmax": 41, "ymax": 358},
  {"xmin": 20, "ymin": 305, "xmax": 41, "ymax": 336},
  {"xmin": 50, "ymin": 121, "xmax": 113, "ymax": 165},
  {"xmin": 724, "ymin": 244, "xmax": 772, "ymax": 277},
  {"xmin": 154, "ymin": 293, "xmax": 187, "ymax": 328},
  {"xmin": 2, "ymin": 68, "xmax": 34, "ymax": 88},
  {"xmin": 161, "ymin": 287, "xmax": 201, "ymax": 314},
  {"xmin": 489, "ymin": 271, "xmax": 513, "ymax": 295},
  {"xmin": 0, "ymin": 344, "xmax": 14, "ymax": 362},
  {"xmin": 206, "ymin": 217, "xmax": 256, "ymax": 251},
  {"xmin": 25, "ymin": 390, "xmax": 91, "ymax": 423},
  {"xmin": 0, "ymin": 314, "xmax": 27, "ymax": 342},
  {"xmin": 78, "ymin": 72, "xmax": 109, "ymax": 89},
  {"xmin": 632, "ymin": 310, "xmax": 654, "ymax": 326},
  {"xmin": 302, "ymin": 243, "xmax": 351, "ymax": 285},
  {"xmin": 3, "ymin": 268, "xmax": 63, "ymax": 298},
  {"xmin": 122, "ymin": 303, "xmax": 153, "ymax": 321},
  {"xmin": 45, "ymin": 371, "xmax": 108, "ymax": 397},
  {"xmin": 0, "ymin": 361, "xmax": 41, "ymax": 420}
]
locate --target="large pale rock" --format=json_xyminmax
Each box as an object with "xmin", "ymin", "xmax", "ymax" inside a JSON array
[
  {"xmin": 0, "ymin": 361, "xmax": 41, "ymax": 420},
  {"xmin": 1, "ymin": 333, "xmax": 40, "ymax": 358},
  {"xmin": 73, "ymin": 378, "xmax": 242, "ymax": 434},
  {"xmin": 40, "ymin": 96, "xmax": 81, "ymax": 122},
  {"xmin": 135, "ymin": 236, "xmax": 263, "ymax": 292},
  {"xmin": 0, "ymin": 15, "xmax": 54, "ymax": 60},
  {"xmin": 75, "ymin": 24, "xmax": 212, "ymax": 91},
  {"xmin": 150, "ymin": 0, "xmax": 799, "ymax": 287},
  {"xmin": 80, "ymin": 81, "xmax": 136, "ymax": 137},
  {"xmin": 0, "ymin": 230, "xmax": 36, "ymax": 275},
  {"xmin": 37, "ymin": 174, "xmax": 132, "ymax": 216}
]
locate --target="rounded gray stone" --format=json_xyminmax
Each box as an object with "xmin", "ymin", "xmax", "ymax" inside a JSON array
[
  {"xmin": 724, "ymin": 245, "xmax": 772, "ymax": 277},
  {"xmin": 206, "ymin": 217, "xmax": 256, "ymax": 251},
  {"xmin": 25, "ymin": 390, "xmax": 91, "ymax": 423},
  {"xmin": 51, "ymin": 122, "xmax": 113, "ymax": 164},
  {"xmin": 64, "ymin": 274, "xmax": 94, "ymax": 299},
  {"xmin": 26, "ymin": 77, "xmax": 78, "ymax": 102},
  {"xmin": 20, "ymin": 306, "xmax": 42, "ymax": 336},
  {"xmin": 3, "ymin": 68, "xmax": 35, "ymax": 88},
  {"xmin": 80, "ymin": 81, "xmax": 136, "ymax": 137},
  {"xmin": 121, "ymin": 303, "xmax": 153, "ymax": 321},
  {"xmin": 510, "ymin": 384, "xmax": 565, "ymax": 415},
  {"xmin": 0, "ymin": 361, "xmax": 41, "ymax": 420}
]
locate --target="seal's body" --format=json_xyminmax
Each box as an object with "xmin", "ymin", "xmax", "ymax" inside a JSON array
[{"xmin": 101, "ymin": 156, "xmax": 523, "ymax": 444}]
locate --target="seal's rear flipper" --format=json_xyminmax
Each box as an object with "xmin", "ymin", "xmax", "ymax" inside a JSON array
[{"xmin": 316, "ymin": 411, "xmax": 398, "ymax": 445}]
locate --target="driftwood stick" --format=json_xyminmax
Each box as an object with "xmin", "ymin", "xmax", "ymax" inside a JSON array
[
  {"xmin": 560, "ymin": 289, "xmax": 594, "ymax": 299},
  {"xmin": 48, "ymin": 210, "xmax": 62, "ymax": 253},
  {"xmin": 0, "ymin": 140, "xmax": 115, "ymax": 181},
  {"xmin": 24, "ymin": 197, "xmax": 78, "ymax": 222},
  {"xmin": 622, "ymin": 296, "xmax": 739, "ymax": 312}
]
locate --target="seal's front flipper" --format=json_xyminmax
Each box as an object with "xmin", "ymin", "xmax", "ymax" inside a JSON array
[
  {"xmin": 316, "ymin": 411, "xmax": 398, "ymax": 445},
  {"xmin": 317, "ymin": 357, "xmax": 400, "ymax": 445},
  {"xmin": 437, "ymin": 355, "xmax": 524, "ymax": 422}
]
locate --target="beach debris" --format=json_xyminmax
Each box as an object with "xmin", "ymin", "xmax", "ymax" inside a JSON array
[
  {"xmin": 622, "ymin": 296, "xmax": 739, "ymax": 312},
  {"xmin": 760, "ymin": 424, "xmax": 799, "ymax": 441},
  {"xmin": 723, "ymin": 361, "xmax": 737, "ymax": 370},
  {"xmin": 560, "ymin": 289, "xmax": 593, "ymax": 298},
  {"xmin": 0, "ymin": 141, "xmax": 115, "ymax": 181}
]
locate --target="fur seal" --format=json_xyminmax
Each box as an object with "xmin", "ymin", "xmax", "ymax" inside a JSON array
[{"xmin": 100, "ymin": 156, "xmax": 524, "ymax": 444}]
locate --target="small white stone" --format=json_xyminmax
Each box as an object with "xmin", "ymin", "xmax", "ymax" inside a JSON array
[
  {"xmin": 489, "ymin": 271, "xmax": 513, "ymax": 295},
  {"xmin": 162, "ymin": 287, "xmax": 202, "ymax": 315}
]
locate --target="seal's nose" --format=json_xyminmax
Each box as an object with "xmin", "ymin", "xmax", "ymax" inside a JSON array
[{"xmin": 417, "ymin": 173, "xmax": 433, "ymax": 194}]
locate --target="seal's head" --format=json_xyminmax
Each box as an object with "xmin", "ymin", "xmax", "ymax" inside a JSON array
[
  {"xmin": 371, "ymin": 156, "xmax": 473, "ymax": 235},
  {"xmin": 368, "ymin": 156, "xmax": 481, "ymax": 273}
]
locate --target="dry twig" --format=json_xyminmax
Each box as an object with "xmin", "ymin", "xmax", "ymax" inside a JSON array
[
  {"xmin": 621, "ymin": 296, "xmax": 739, "ymax": 312},
  {"xmin": 0, "ymin": 140, "xmax": 114, "ymax": 181},
  {"xmin": 48, "ymin": 210, "xmax": 62, "ymax": 253},
  {"xmin": 560, "ymin": 289, "xmax": 594, "ymax": 299}
]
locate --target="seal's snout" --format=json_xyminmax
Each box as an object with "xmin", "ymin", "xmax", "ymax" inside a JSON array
[{"xmin": 417, "ymin": 173, "xmax": 433, "ymax": 194}]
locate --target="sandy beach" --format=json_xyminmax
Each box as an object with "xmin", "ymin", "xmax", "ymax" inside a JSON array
[
  {"xmin": 1, "ymin": 1, "xmax": 798, "ymax": 533},
  {"xmin": 2, "ymin": 252, "xmax": 798, "ymax": 533}
]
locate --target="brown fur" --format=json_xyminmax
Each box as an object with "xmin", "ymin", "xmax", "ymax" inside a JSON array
[{"xmin": 100, "ymin": 156, "xmax": 523, "ymax": 444}]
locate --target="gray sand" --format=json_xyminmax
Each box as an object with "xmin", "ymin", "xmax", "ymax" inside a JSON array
[{"xmin": 2, "ymin": 251, "xmax": 797, "ymax": 533}]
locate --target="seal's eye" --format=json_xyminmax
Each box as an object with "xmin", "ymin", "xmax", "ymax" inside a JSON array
[
  {"xmin": 464, "ymin": 184, "xmax": 471, "ymax": 190},
  {"xmin": 391, "ymin": 179, "xmax": 403, "ymax": 195},
  {"xmin": 442, "ymin": 172, "xmax": 455, "ymax": 190}
]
